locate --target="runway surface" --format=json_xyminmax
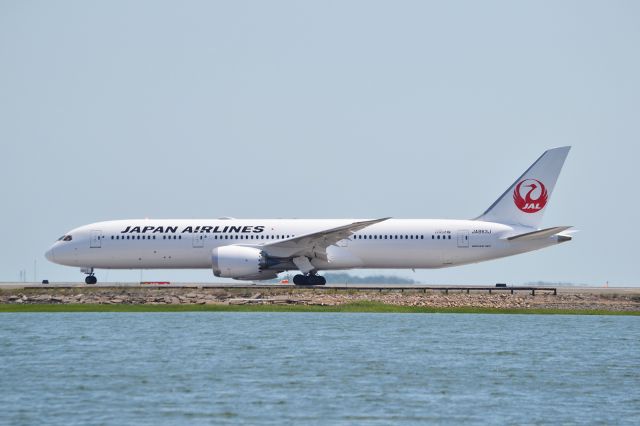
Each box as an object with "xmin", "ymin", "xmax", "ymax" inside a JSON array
[{"xmin": 0, "ymin": 281, "xmax": 638, "ymax": 295}]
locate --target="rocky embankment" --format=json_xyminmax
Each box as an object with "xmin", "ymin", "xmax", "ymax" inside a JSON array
[{"xmin": 1, "ymin": 287, "xmax": 639, "ymax": 311}]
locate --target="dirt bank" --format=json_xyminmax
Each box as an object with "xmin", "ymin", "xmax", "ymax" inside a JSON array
[{"xmin": 1, "ymin": 287, "xmax": 639, "ymax": 312}]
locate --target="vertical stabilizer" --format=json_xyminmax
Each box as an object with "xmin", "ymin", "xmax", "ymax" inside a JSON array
[{"xmin": 476, "ymin": 147, "xmax": 570, "ymax": 228}]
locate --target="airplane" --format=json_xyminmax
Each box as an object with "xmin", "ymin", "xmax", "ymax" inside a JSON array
[{"xmin": 45, "ymin": 147, "xmax": 573, "ymax": 285}]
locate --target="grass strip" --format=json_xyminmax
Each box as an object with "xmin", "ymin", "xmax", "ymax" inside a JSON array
[{"xmin": 0, "ymin": 301, "xmax": 638, "ymax": 315}]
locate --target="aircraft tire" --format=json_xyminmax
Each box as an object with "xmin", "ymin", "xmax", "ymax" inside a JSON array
[
  {"xmin": 293, "ymin": 274, "xmax": 326, "ymax": 285},
  {"xmin": 85, "ymin": 275, "xmax": 97, "ymax": 285},
  {"xmin": 310, "ymin": 275, "xmax": 326, "ymax": 285},
  {"xmin": 293, "ymin": 274, "xmax": 308, "ymax": 285}
]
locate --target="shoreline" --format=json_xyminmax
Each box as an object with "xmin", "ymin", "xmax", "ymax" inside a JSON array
[
  {"xmin": 1, "ymin": 302, "xmax": 638, "ymax": 315},
  {"xmin": 1, "ymin": 286, "xmax": 638, "ymax": 314}
]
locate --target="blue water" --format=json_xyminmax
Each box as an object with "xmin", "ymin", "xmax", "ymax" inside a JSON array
[{"xmin": 1, "ymin": 313, "xmax": 638, "ymax": 425}]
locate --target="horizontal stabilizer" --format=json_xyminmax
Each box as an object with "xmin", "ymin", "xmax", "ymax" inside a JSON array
[{"xmin": 505, "ymin": 226, "xmax": 572, "ymax": 241}]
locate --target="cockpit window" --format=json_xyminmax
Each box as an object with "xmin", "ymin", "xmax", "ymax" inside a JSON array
[{"xmin": 57, "ymin": 235, "xmax": 73, "ymax": 241}]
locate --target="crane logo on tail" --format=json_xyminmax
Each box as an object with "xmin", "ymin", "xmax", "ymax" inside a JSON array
[{"xmin": 513, "ymin": 179, "xmax": 548, "ymax": 213}]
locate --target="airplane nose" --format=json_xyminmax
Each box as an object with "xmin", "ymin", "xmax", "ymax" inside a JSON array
[{"xmin": 45, "ymin": 246, "xmax": 56, "ymax": 262}]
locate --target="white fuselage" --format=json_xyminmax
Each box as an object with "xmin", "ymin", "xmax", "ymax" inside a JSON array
[
  {"xmin": 45, "ymin": 147, "xmax": 573, "ymax": 282},
  {"xmin": 45, "ymin": 218, "xmax": 562, "ymax": 272}
]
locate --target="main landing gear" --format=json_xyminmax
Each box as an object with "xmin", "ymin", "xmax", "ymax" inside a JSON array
[
  {"xmin": 293, "ymin": 274, "xmax": 326, "ymax": 286},
  {"xmin": 82, "ymin": 267, "xmax": 97, "ymax": 285}
]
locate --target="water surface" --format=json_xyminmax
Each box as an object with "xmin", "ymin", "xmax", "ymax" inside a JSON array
[{"xmin": 1, "ymin": 313, "xmax": 638, "ymax": 425}]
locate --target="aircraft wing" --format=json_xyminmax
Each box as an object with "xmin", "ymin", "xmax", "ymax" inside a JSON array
[
  {"xmin": 257, "ymin": 217, "xmax": 390, "ymax": 260},
  {"xmin": 504, "ymin": 226, "xmax": 572, "ymax": 241}
]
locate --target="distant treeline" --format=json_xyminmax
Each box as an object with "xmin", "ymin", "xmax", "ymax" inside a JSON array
[
  {"xmin": 324, "ymin": 273, "xmax": 416, "ymax": 284},
  {"xmin": 268, "ymin": 273, "xmax": 416, "ymax": 284},
  {"xmin": 525, "ymin": 281, "xmax": 582, "ymax": 287}
]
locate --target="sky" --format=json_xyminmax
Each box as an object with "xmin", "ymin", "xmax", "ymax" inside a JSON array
[{"xmin": 1, "ymin": 1, "xmax": 639, "ymax": 285}]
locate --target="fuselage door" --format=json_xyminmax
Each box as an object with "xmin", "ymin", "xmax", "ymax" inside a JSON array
[
  {"xmin": 193, "ymin": 234, "xmax": 204, "ymax": 248},
  {"xmin": 457, "ymin": 230, "xmax": 469, "ymax": 248},
  {"xmin": 90, "ymin": 230, "xmax": 102, "ymax": 248}
]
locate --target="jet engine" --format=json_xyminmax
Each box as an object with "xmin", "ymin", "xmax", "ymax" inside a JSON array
[{"xmin": 211, "ymin": 246, "xmax": 267, "ymax": 279}]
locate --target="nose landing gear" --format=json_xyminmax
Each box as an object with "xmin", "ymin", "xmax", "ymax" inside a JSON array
[{"xmin": 81, "ymin": 267, "xmax": 98, "ymax": 285}]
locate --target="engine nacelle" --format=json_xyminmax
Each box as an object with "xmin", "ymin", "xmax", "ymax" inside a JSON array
[{"xmin": 211, "ymin": 246, "xmax": 267, "ymax": 279}]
